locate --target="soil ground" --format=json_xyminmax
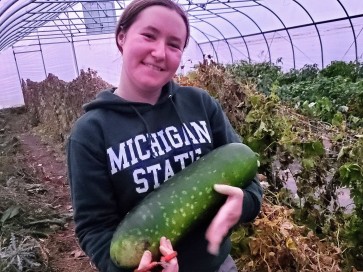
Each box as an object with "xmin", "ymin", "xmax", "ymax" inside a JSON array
[
  {"xmin": 18, "ymin": 133, "xmax": 95, "ymax": 272},
  {"xmin": 0, "ymin": 108, "xmax": 96, "ymax": 272}
]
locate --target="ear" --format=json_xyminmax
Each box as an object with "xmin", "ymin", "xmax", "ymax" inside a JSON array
[{"xmin": 117, "ymin": 32, "xmax": 126, "ymax": 53}]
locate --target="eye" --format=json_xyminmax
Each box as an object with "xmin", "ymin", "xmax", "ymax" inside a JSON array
[
  {"xmin": 142, "ymin": 33, "xmax": 155, "ymax": 39},
  {"xmin": 168, "ymin": 43, "xmax": 182, "ymax": 50}
]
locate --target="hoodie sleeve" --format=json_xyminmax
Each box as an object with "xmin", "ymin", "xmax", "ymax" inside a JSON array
[
  {"xmin": 67, "ymin": 132, "xmax": 129, "ymax": 272},
  {"xmin": 208, "ymin": 96, "xmax": 263, "ymax": 223}
]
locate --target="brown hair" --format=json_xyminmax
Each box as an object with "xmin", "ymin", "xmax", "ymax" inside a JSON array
[{"xmin": 115, "ymin": 0, "xmax": 190, "ymax": 52}]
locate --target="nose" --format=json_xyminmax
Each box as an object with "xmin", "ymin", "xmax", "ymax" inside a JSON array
[{"xmin": 151, "ymin": 40, "xmax": 166, "ymax": 61}]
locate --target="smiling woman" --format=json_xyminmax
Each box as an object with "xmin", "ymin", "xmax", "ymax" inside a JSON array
[
  {"xmin": 115, "ymin": 5, "xmax": 187, "ymax": 104},
  {"xmin": 66, "ymin": 0, "xmax": 263, "ymax": 271}
]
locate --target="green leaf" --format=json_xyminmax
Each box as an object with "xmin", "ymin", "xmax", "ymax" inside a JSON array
[
  {"xmin": 302, "ymin": 158, "xmax": 316, "ymax": 169},
  {"xmin": 249, "ymin": 95, "xmax": 262, "ymax": 108},
  {"xmin": 302, "ymin": 141, "xmax": 325, "ymax": 157},
  {"xmin": 1, "ymin": 205, "xmax": 20, "ymax": 224},
  {"xmin": 339, "ymin": 163, "xmax": 363, "ymax": 186},
  {"xmin": 332, "ymin": 112, "xmax": 344, "ymax": 126}
]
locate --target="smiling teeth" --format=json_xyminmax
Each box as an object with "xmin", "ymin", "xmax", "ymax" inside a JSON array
[{"xmin": 145, "ymin": 63, "xmax": 162, "ymax": 71}]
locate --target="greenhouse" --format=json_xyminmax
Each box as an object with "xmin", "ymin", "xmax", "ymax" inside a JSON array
[
  {"xmin": 0, "ymin": 0, "xmax": 362, "ymax": 108},
  {"xmin": 1, "ymin": 1, "xmax": 363, "ymax": 272}
]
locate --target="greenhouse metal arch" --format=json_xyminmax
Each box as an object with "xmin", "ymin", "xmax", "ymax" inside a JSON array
[{"xmin": 0, "ymin": 0, "xmax": 363, "ymax": 109}]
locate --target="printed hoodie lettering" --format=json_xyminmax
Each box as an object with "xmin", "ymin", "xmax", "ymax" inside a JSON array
[
  {"xmin": 106, "ymin": 122, "xmax": 208, "ymax": 172},
  {"xmin": 106, "ymin": 122, "xmax": 208, "ymax": 193}
]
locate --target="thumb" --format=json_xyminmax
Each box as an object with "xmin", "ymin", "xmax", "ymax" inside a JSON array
[
  {"xmin": 137, "ymin": 250, "xmax": 152, "ymax": 270},
  {"xmin": 213, "ymin": 184, "xmax": 243, "ymax": 197}
]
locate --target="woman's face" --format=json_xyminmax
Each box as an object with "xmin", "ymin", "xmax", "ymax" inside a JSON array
[{"xmin": 118, "ymin": 5, "xmax": 187, "ymax": 101}]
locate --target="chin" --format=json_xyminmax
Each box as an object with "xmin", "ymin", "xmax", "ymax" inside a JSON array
[{"xmin": 140, "ymin": 79, "xmax": 168, "ymax": 90}]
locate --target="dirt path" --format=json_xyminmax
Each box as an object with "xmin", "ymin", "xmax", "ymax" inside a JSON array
[{"xmin": 19, "ymin": 132, "xmax": 96, "ymax": 272}]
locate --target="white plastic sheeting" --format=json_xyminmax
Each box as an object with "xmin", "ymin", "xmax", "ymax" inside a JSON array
[{"xmin": 0, "ymin": 0, "xmax": 363, "ymax": 109}]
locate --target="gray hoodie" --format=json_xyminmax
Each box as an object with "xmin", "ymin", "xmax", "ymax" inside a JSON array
[{"xmin": 67, "ymin": 80, "xmax": 263, "ymax": 272}]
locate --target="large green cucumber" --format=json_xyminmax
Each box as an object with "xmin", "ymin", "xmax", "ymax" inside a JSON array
[{"xmin": 110, "ymin": 143, "xmax": 259, "ymax": 268}]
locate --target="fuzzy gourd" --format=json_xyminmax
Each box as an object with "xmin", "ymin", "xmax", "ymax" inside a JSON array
[{"xmin": 110, "ymin": 143, "xmax": 259, "ymax": 268}]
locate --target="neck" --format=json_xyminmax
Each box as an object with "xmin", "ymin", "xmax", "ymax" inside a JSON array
[{"xmin": 115, "ymin": 77, "xmax": 161, "ymax": 105}]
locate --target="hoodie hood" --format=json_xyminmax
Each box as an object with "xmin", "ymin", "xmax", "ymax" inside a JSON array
[{"xmin": 83, "ymin": 80, "xmax": 178, "ymax": 114}]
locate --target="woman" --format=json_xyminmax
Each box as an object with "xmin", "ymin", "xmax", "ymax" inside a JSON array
[{"xmin": 67, "ymin": 0, "xmax": 263, "ymax": 271}]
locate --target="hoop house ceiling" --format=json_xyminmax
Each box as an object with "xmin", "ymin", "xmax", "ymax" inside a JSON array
[
  {"xmin": 1, "ymin": 0, "xmax": 363, "ymax": 68},
  {"xmin": 0, "ymin": 0, "xmax": 363, "ymax": 109}
]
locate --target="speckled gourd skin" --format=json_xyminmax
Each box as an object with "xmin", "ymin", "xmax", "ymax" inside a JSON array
[{"xmin": 110, "ymin": 143, "xmax": 259, "ymax": 268}]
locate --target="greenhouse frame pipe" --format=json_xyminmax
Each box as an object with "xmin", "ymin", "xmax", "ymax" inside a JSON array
[
  {"xmin": 71, "ymin": 37, "xmax": 80, "ymax": 77},
  {"xmin": 199, "ymin": 14, "xmax": 363, "ymax": 47},
  {"xmin": 12, "ymin": 36, "xmax": 115, "ymax": 48},
  {"xmin": 0, "ymin": 0, "xmax": 18, "ymax": 17},
  {"xmin": 336, "ymin": 0, "xmax": 358, "ymax": 62},
  {"xmin": 28, "ymin": 7, "xmax": 123, "ymax": 14},
  {"xmin": 9, "ymin": 29, "xmax": 114, "ymax": 42},
  {"xmin": 6, "ymin": 8, "xmax": 69, "ymax": 43},
  {"xmin": 58, "ymin": 11, "xmax": 78, "ymax": 40},
  {"xmin": 1, "ymin": 9, "xmax": 73, "ymax": 50},
  {"xmin": 29, "ymin": 9, "xmax": 73, "ymax": 41},
  {"xmin": 65, "ymin": 10, "xmax": 82, "ymax": 37},
  {"xmin": 10, "ymin": 34, "xmax": 202, "ymax": 63},
  {"xmin": 197, "ymin": 5, "xmax": 251, "ymax": 62},
  {"xmin": 3, "ymin": 1, "xmax": 75, "ymax": 41},
  {"xmin": 188, "ymin": 13, "xmax": 231, "ymax": 63},
  {"xmin": 37, "ymin": 33, "xmax": 48, "ymax": 78},
  {"xmin": 292, "ymin": 0, "xmax": 324, "ymax": 68},
  {"xmin": 96, "ymin": 2, "xmax": 114, "ymax": 18},
  {"xmin": 0, "ymin": 1, "xmax": 71, "ymax": 49},
  {"xmin": 198, "ymin": 14, "xmax": 363, "ymax": 68},
  {"xmin": 0, "ymin": 1, "xmax": 70, "ymax": 37},
  {"xmin": 21, "ymin": 23, "xmax": 116, "ymax": 30},
  {"xmin": 13, "ymin": 49, "xmax": 44, "ymax": 54},
  {"xmin": 190, "ymin": 36, "xmax": 204, "ymax": 64},
  {"xmin": 191, "ymin": 5, "xmax": 234, "ymax": 62},
  {"xmin": 67, "ymin": 7, "xmax": 95, "ymax": 35},
  {"xmin": 222, "ymin": 2, "xmax": 272, "ymax": 64},
  {"xmin": 252, "ymin": 1, "xmax": 296, "ymax": 68},
  {"xmin": 11, "ymin": 33, "xmax": 200, "ymax": 51},
  {"xmin": 10, "ymin": 26, "xmax": 115, "ymax": 40},
  {"xmin": 0, "ymin": 0, "xmax": 39, "ymax": 35},
  {"xmin": 188, "ymin": 5, "xmax": 259, "ymax": 14},
  {"xmin": 23, "ymin": 14, "xmax": 119, "ymax": 22},
  {"xmin": 69, "ymin": 5, "xmax": 108, "ymax": 30},
  {"xmin": 12, "ymin": 46, "xmax": 22, "ymax": 89},
  {"xmin": 35, "ymin": 0, "xmax": 117, "ymax": 3},
  {"xmin": 12, "ymin": 36, "xmax": 48, "ymax": 80},
  {"xmin": 5, "ymin": 11, "xmax": 78, "ymax": 49},
  {"xmin": 185, "ymin": 0, "xmax": 260, "ymax": 11},
  {"xmin": 190, "ymin": 25, "xmax": 219, "ymax": 62}
]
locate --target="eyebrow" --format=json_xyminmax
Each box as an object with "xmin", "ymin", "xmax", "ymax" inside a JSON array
[{"xmin": 143, "ymin": 26, "xmax": 183, "ymax": 44}]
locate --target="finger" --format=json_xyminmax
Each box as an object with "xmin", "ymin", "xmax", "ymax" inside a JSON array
[
  {"xmin": 137, "ymin": 250, "xmax": 152, "ymax": 270},
  {"xmin": 205, "ymin": 190, "xmax": 244, "ymax": 255},
  {"xmin": 160, "ymin": 245, "xmax": 173, "ymax": 256},
  {"xmin": 160, "ymin": 237, "xmax": 173, "ymax": 251},
  {"xmin": 205, "ymin": 213, "xmax": 230, "ymax": 255},
  {"xmin": 213, "ymin": 184, "xmax": 243, "ymax": 197}
]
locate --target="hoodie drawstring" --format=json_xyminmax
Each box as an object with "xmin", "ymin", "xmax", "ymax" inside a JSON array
[
  {"xmin": 130, "ymin": 105, "xmax": 158, "ymax": 158},
  {"xmin": 168, "ymin": 95, "xmax": 198, "ymax": 161},
  {"xmin": 130, "ymin": 92, "xmax": 198, "ymax": 161}
]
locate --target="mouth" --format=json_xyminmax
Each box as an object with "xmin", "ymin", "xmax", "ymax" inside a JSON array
[{"xmin": 143, "ymin": 62, "xmax": 165, "ymax": 71}]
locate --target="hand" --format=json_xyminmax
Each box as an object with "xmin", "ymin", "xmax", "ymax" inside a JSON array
[
  {"xmin": 136, "ymin": 237, "xmax": 178, "ymax": 272},
  {"xmin": 159, "ymin": 237, "xmax": 178, "ymax": 271},
  {"xmin": 205, "ymin": 184, "xmax": 244, "ymax": 255}
]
